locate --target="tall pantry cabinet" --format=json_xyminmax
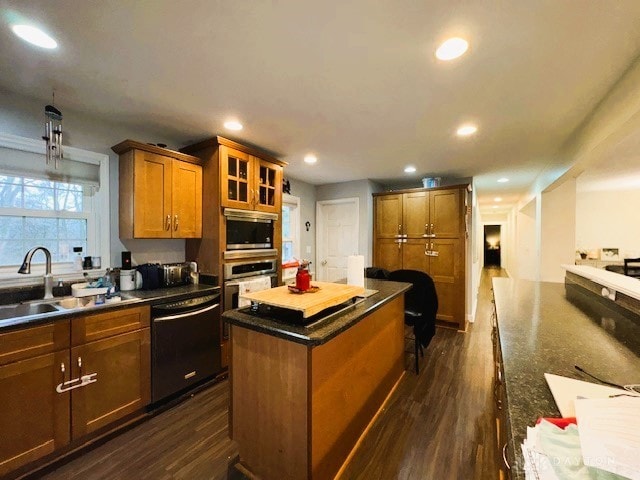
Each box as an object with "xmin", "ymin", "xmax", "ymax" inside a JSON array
[{"xmin": 373, "ymin": 185, "xmax": 469, "ymax": 330}]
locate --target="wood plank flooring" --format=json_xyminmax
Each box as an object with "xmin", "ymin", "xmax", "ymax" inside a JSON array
[{"xmin": 39, "ymin": 267, "xmax": 506, "ymax": 480}]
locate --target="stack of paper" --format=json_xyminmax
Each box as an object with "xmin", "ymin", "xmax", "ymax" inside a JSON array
[{"xmin": 519, "ymin": 374, "xmax": 640, "ymax": 479}]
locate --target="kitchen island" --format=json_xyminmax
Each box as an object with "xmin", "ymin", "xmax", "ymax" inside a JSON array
[
  {"xmin": 223, "ymin": 278, "xmax": 410, "ymax": 480},
  {"xmin": 492, "ymin": 277, "xmax": 640, "ymax": 479}
]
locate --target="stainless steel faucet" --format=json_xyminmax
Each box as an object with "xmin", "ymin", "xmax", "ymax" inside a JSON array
[{"xmin": 18, "ymin": 246, "xmax": 54, "ymax": 299}]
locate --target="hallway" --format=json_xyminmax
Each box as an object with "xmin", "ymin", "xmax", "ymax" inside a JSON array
[{"xmin": 41, "ymin": 267, "xmax": 507, "ymax": 480}]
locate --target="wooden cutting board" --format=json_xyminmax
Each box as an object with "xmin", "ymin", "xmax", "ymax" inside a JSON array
[{"xmin": 239, "ymin": 281, "xmax": 366, "ymax": 318}]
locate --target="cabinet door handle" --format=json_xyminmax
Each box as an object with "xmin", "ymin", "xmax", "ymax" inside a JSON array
[
  {"xmin": 60, "ymin": 362, "xmax": 65, "ymax": 375},
  {"xmin": 502, "ymin": 443, "xmax": 511, "ymax": 470},
  {"xmin": 431, "ymin": 224, "xmax": 435, "ymax": 237},
  {"xmin": 165, "ymin": 215, "xmax": 171, "ymax": 231},
  {"xmin": 173, "ymin": 214, "xmax": 179, "ymax": 231}
]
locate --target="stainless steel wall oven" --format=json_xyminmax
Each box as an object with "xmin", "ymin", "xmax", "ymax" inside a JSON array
[{"xmin": 222, "ymin": 258, "xmax": 277, "ymax": 339}]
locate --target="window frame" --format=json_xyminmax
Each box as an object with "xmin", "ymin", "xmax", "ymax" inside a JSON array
[
  {"xmin": 0, "ymin": 133, "xmax": 110, "ymax": 284},
  {"xmin": 282, "ymin": 193, "xmax": 300, "ymax": 274}
]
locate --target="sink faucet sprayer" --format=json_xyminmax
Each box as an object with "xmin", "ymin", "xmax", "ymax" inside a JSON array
[{"xmin": 18, "ymin": 246, "xmax": 54, "ymax": 299}]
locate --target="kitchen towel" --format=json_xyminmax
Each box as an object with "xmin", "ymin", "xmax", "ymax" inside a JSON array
[
  {"xmin": 238, "ymin": 276, "xmax": 273, "ymax": 307},
  {"xmin": 347, "ymin": 255, "xmax": 365, "ymax": 287}
]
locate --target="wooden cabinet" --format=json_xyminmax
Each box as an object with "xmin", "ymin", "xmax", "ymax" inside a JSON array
[
  {"xmin": 373, "ymin": 185, "xmax": 468, "ymax": 330},
  {"xmin": 0, "ymin": 306, "xmax": 151, "ymax": 477},
  {"xmin": 71, "ymin": 328, "xmax": 150, "ymax": 438},
  {"xmin": 181, "ymin": 137, "xmax": 287, "ymax": 370},
  {"xmin": 113, "ymin": 140, "xmax": 203, "ymax": 239},
  {"xmin": 0, "ymin": 322, "xmax": 70, "ymax": 477},
  {"xmin": 220, "ymin": 145, "xmax": 282, "ymax": 213}
]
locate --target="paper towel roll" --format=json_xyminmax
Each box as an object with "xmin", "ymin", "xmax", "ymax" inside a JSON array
[{"xmin": 347, "ymin": 255, "xmax": 365, "ymax": 287}]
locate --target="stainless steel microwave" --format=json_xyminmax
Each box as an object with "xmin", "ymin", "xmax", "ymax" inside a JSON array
[{"xmin": 224, "ymin": 208, "xmax": 278, "ymax": 250}]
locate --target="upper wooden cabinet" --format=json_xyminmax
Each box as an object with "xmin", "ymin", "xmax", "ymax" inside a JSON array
[
  {"xmin": 113, "ymin": 140, "xmax": 203, "ymax": 239},
  {"xmin": 375, "ymin": 189, "xmax": 462, "ymax": 239},
  {"xmin": 220, "ymin": 144, "xmax": 283, "ymax": 213}
]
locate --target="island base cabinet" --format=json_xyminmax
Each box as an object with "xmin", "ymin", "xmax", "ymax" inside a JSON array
[
  {"xmin": 71, "ymin": 328, "xmax": 151, "ymax": 439},
  {"xmin": 0, "ymin": 350, "xmax": 70, "ymax": 477},
  {"xmin": 230, "ymin": 296, "xmax": 405, "ymax": 480}
]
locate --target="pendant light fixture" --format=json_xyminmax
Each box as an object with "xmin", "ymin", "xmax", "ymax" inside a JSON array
[{"xmin": 42, "ymin": 92, "xmax": 63, "ymax": 168}]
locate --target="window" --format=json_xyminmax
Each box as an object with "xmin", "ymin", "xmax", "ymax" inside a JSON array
[
  {"xmin": 0, "ymin": 133, "xmax": 109, "ymax": 279},
  {"xmin": 282, "ymin": 194, "xmax": 300, "ymax": 264}
]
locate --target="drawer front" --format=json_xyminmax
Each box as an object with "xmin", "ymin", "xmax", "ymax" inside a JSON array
[
  {"xmin": 0, "ymin": 321, "xmax": 70, "ymax": 366},
  {"xmin": 72, "ymin": 306, "xmax": 150, "ymax": 346}
]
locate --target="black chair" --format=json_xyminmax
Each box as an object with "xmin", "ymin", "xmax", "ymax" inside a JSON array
[
  {"xmin": 624, "ymin": 258, "xmax": 640, "ymax": 278},
  {"xmin": 365, "ymin": 267, "xmax": 390, "ymax": 280},
  {"xmin": 388, "ymin": 269, "xmax": 438, "ymax": 374}
]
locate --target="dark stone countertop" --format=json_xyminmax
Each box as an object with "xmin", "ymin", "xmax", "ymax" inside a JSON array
[
  {"xmin": 222, "ymin": 278, "xmax": 410, "ymax": 346},
  {"xmin": 492, "ymin": 277, "xmax": 640, "ymax": 480},
  {"xmin": 0, "ymin": 284, "xmax": 220, "ymax": 332}
]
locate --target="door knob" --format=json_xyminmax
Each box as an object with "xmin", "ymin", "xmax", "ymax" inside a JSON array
[{"xmin": 321, "ymin": 260, "xmax": 327, "ymax": 266}]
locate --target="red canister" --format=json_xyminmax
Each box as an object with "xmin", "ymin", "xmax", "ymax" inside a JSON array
[{"xmin": 295, "ymin": 265, "xmax": 310, "ymax": 291}]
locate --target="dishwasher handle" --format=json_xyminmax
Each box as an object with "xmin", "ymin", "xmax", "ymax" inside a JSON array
[{"xmin": 153, "ymin": 303, "xmax": 220, "ymax": 322}]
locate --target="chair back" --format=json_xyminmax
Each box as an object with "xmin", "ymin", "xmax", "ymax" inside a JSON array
[
  {"xmin": 624, "ymin": 258, "xmax": 640, "ymax": 278},
  {"xmin": 388, "ymin": 269, "xmax": 438, "ymax": 318},
  {"xmin": 365, "ymin": 267, "xmax": 391, "ymax": 280}
]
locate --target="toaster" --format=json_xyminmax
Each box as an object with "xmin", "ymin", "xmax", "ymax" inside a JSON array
[{"xmin": 137, "ymin": 262, "xmax": 190, "ymax": 289}]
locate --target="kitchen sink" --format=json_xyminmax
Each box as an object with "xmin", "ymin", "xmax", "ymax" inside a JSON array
[{"xmin": 0, "ymin": 302, "xmax": 60, "ymax": 321}]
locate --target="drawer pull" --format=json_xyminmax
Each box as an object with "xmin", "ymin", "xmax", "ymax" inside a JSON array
[{"xmin": 184, "ymin": 371, "xmax": 196, "ymax": 380}]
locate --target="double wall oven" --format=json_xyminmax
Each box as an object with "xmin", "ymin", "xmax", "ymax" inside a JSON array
[{"xmin": 222, "ymin": 208, "xmax": 279, "ymax": 339}]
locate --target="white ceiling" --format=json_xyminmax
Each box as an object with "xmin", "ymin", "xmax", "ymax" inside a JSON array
[{"xmin": 2, "ymin": 0, "xmax": 640, "ymax": 215}]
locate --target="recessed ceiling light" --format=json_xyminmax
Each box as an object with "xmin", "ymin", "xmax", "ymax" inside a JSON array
[
  {"xmin": 494, "ymin": 197, "xmax": 502, "ymax": 202},
  {"xmin": 497, "ymin": 178, "xmax": 509, "ymax": 183},
  {"xmin": 435, "ymin": 37, "xmax": 468, "ymax": 61},
  {"xmin": 12, "ymin": 24, "xmax": 57, "ymax": 49},
  {"xmin": 223, "ymin": 120, "xmax": 243, "ymax": 131},
  {"xmin": 304, "ymin": 154, "xmax": 317, "ymax": 164},
  {"xmin": 492, "ymin": 205, "xmax": 499, "ymax": 209},
  {"xmin": 404, "ymin": 166, "xmax": 416, "ymax": 173},
  {"xmin": 456, "ymin": 124, "xmax": 478, "ymax": 137}
]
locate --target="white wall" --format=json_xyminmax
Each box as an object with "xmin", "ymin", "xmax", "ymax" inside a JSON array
[
  {"xmin": 0, "ymin": 88, "xmax": 188, "ymax": 268},
  {"xmin": 576, "ymin": 188, "xmax": 640, "ymax": 258},
  {"xmin": 316, "ymin": 179, "xmax": 384, "ymax": 266},
  {"xmin": 540, "ymin": 179, "xmax": 576, "ymax": 282},
  {"xmin": 515, "ymin": 197, "xmax": 539, "ymax": 280}
]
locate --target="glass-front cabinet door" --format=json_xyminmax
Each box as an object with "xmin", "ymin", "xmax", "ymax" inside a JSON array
[
  {"xmin": 220, "ymin": 146, "xmax": 253, "ymax": 209},
  {"xmin": 254, "ymin": 157, "xmax": 282, "ymax": 213}
]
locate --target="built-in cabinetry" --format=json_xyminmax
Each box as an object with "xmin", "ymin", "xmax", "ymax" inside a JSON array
[
  {"xmin": 221, "ymin": 145, "xmax": 282, "ymax": 213},
  {"xmin": 113, "ymin": 140, "xmax": 203, "ymax": 239},
  {"xmin": 0, "ymin": 306, "xmax": 150, "ymax": 477},
  {"xmin": 181, "ymin": 136, "xmax": 286, "ymax": 368},
  {"xmin": 491, "ymin": 300, "xmax": 510, "ymax": 479},
  {"xmin": 373, "ymin": 185, "xmax": 468, "ymax": 330}
]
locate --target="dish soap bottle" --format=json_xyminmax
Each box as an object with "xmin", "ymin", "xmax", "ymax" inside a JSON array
[
  {"xmin": 295, "ymin": 260, "xmax": 311, "ymax": 291},
  {"xmin": 73, "ymin": 247, "xmax": 83, "ymax": 272}
]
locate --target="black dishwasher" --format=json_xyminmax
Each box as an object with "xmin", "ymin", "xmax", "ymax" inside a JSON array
[{"xmin": 151, "ymin": 292, "xmax": 221, "ymax": 404}]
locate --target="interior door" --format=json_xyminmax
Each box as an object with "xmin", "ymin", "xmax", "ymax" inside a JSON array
[{"xmin": 317, "ymin": 198, "xmax": 359, "ymax": 282}]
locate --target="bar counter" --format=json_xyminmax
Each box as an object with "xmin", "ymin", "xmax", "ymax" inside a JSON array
[
  {"xmin": 492, "ymin": 277, "xmax": 640, "ymax": 479},
  {"xmin": 223, "ymin": 278, "xmax": 410, "ymax": 480}
]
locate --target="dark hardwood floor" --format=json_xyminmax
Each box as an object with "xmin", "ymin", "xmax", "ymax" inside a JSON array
[{"xmin": 40, "ymin": 267, "xmax": 506, "ymax": 480}]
